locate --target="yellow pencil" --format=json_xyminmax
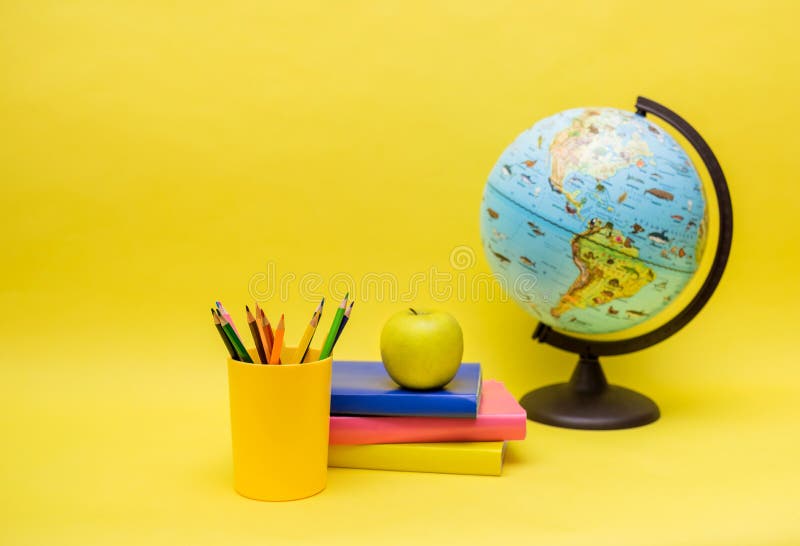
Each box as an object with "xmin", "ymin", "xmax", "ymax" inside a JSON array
[
  {"xmin": 292, "ymin": 298, "xmax": 324, "ymax": 364},
  {"xmin": 269, "ymin": 314, "xmax": 285, "ymax": 365}
]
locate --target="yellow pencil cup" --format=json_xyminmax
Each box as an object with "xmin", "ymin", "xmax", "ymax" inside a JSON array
[{"xmin": 227, "ymin": 347, "xmax": 331, "ymax": 501}]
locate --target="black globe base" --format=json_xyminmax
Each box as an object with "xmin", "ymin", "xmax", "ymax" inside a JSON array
[
  {"xmin": 520, "ymin": 355, "xmax": 660, "ymax": 430},
  {"xmin": 520, "ymin": 98, "xmax": 731, "ymax": 430}
]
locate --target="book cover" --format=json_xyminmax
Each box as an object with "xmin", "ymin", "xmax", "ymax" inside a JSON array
[
  {"xmin": 329, "ymin": 380, "xmax": 526, "ymax": 445},
  {"xmin": 328, "ymin": 441, "xmax": 506, "ymax": 476},
  {"xmin": 331, "ymin": 361, "xmax": 482, "ymax": 417}
]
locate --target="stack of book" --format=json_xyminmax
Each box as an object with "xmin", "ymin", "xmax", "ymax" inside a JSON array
[{"xmin": 327, "ymin": 361, "xmax": 526, "ymax": 476}]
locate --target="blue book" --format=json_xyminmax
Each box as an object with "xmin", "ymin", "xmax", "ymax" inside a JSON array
[{"xmin": 330, "ymin": 361, "xmax": 482, "ymax": 418}]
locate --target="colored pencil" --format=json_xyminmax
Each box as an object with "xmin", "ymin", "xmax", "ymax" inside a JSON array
[
  {"xmin": 256, "ymin": 304, "xmax": 275, "ymax": 350},
  {"xmin": 254, "ymin": 304, "xmax": 272, "ymax": 355},
  {"xmin": 253, "ymin": 304, "xmax": 272, "ymax": 363},
  {"xmin": 269, "ymin": 314, "xmax": 285, "ymax": 364},
  {"xmin": 217, "ymin": 310, "xmax": 253, "ymax": 363},
  {"xmin": 293, "ymin": 298, "xmax": 324, "ymax": 364},
  {"xmin": 319, "ymin": 293, "xmax": 348, "ymax": 360},
  {"xmin": 333, "ymin": 300, "xmax": 354, "ymax": 346},
  {"xmin": 216, "ymin": 301, "xmax": 240, "ymax": 337},
  {"xmin": 246, "ymin": 305, "xmax": 268, "ymax": 364},
  {"xmin": 301, "ymin": 298, "xmax": 326, "ymax": 363},
  {"xmin": 212, "ymin": 308, "xmax": 237, "ymax": 359}
]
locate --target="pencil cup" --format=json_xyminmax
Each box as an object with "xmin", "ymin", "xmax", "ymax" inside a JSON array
[{"xmin": 227, "ymin": 347, "xmax": 331, "ymax": 501}]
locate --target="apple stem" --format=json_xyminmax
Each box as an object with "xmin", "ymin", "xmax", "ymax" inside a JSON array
[{"xmin": 409, "ymin": 308, "xmax": 418, "ymax": 315}]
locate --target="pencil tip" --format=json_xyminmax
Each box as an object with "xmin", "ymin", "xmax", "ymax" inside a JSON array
[{"xmin": 245, "ymin": 305, "xmax": 250, "ymax": 312}]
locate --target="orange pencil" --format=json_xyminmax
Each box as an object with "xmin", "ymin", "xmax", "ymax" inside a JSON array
[
  {"xmin": 256, "ymin": 304, "xmax": 275, "ymax": 350},
  {"xmin": 268, "ymin": 314, "xmax": 285, "ymax": 365}
]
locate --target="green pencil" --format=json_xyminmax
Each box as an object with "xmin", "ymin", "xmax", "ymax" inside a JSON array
[
  {"xmin": 217, "ymin": 309, "xmax": 253, "ymax": 363},
  {"xmin": 212, "ymin": 308, "xmax": 237, "ymax": 359},
  {"xmin": 319, "ymin": 293, "xmax": 348, "ymax": 359},
  {"xmin": 332, "ymin": 300, "xmax": 354, "ymax": 346}
]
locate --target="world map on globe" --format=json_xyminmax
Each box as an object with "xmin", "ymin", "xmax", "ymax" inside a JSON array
[{"xmin": 480, "ymin": 107, "xmax": 708, "ymax": 335}]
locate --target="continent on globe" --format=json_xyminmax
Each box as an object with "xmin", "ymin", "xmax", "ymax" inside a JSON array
[
  {"xmin": 479, "ymin": 106, "xmax": 707, "ymax": 335},
  {"xmin": 551, "ymin": 218, "xmax": 655, "ymax": 319},
  {"xmin": 549, "ymin": 109, "xmax": 652, "ymax": 212}
]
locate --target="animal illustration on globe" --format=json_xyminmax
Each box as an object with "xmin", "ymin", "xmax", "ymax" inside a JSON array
[{"xmin": 480, "ymin": 107, "xmax": 708, "ymax": 335}]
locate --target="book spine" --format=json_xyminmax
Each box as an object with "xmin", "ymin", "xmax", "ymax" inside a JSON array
[
  {"xmin": 329, "ymin": 416, "xmax": 526, "ymax": 445},
  {"xmin": 328, "ymin": 442, "xmax": 505, "ymax": 476},
  {"xmin": 330, "ymin": 394, "xmax": 478, "ymax": 418}
]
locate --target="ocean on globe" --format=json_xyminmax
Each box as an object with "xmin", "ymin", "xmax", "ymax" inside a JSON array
[{"xmin": 480, "ymin": 107, "xmax": 708, "ymax": 335}]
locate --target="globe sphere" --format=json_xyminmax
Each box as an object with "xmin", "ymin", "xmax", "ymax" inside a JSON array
[{"xmin": 480, "ymin": 107, "xmax": 708, "ymax": 335}]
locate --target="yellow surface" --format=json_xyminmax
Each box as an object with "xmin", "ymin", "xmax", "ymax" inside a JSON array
[
  {"xmin": 228, "ymin": 348, "xmax": 331, "ymax": 501},
  {"xmin": 1, "ymin": 1, "xmax": 799, "ymax": 544}
]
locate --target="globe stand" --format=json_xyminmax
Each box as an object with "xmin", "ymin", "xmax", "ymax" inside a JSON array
[
  {"xmin": 521, "ymin": 96, "xmax": 733, "ymax": 430},
  {"xmin": 520, "ymin": 355, "xmax": 659, "ymax": 430}
]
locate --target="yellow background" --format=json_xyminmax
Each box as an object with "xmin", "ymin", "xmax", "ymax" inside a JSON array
[{"xmin": 2, "ymin": 1, "xmax": 799, "ymax": 544}]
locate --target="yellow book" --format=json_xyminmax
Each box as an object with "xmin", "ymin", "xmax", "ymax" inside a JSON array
[{"xmin": 328, "ymin": 441, "xmax": 506, "ymax": 476}]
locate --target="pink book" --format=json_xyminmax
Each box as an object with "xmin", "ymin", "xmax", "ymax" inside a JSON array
[{"xmin": 329, "ymin": 380, "xmax": 527, "ymax": 445}]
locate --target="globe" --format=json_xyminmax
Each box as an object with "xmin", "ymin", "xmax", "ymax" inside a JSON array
[
  {"xmin": 479, "ymin": 97, "xmax": 733, "ymax": 430},
  {"xmin": 480, "ymin": 106, "xmax": 708, "ymax": 336}
]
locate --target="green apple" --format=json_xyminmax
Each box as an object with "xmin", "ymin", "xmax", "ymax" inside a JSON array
[{"xmin": 380, "ymin": 308, "xmax": 464, "ymax": 390}]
